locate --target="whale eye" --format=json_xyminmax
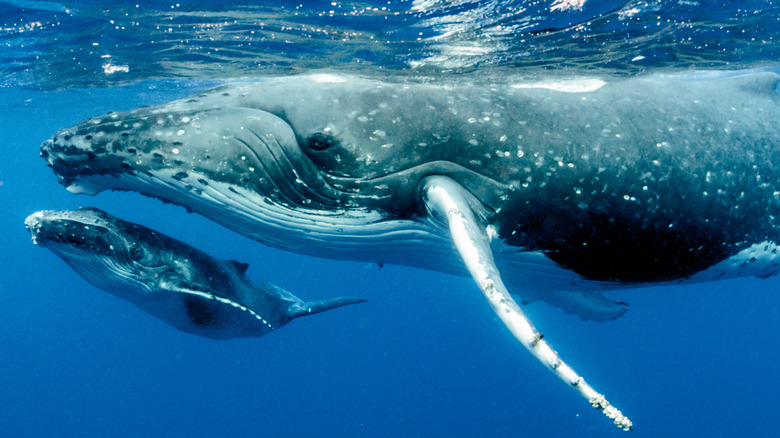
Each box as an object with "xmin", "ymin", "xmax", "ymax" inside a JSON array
[
  {"xmin": 130, "ymin": 245, "xmax": 145, "ymax": 261},
  {"xmin": 304, "ymin": 132, "xmax": 337, "ymax": 151}
]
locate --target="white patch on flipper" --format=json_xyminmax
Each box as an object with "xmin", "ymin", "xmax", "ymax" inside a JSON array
[{"xmin": 422, "ymin": 175, "xmax": 632, "ymax": 431}]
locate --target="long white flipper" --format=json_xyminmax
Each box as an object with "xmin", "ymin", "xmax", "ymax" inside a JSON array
[{"xmin": 422, "ymin": 175, "xmax": 633, "ymax": 431}]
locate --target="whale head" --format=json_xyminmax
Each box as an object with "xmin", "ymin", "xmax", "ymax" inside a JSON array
[
  {"xmin": 39, "ymin": 98, "xmax": 311, "ymax": 201},
  {"xmin": 24, "ymin": 207, "xmax": 215, "ymax": 296},
  {"xmin": 39, "ymin": 76, "xmax": 469, "ymax": 262}
]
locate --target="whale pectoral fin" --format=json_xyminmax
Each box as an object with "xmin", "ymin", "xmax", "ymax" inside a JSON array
[
  {"xmin": 528, "ymin": 289, "xmax": 628, "ymax": 322},
  {"xmin": 493, "ymin": 248, "xmax": 629, "ymax": 320},
  {"xmin": 421, "ymin": 175, "xmax": 632, "ymax": 432}
]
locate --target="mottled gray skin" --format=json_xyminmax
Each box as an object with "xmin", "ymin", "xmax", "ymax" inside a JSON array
[
  {"xmin": 25, "ymin": 207, "xmax": 365, "ymax": 339},
  {"xmin": 40, "ymin": 72, "xmax": 780, "ymax": 312}
]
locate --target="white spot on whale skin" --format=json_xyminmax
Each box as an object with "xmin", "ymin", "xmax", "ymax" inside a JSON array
[
  {"xmin": 309, "ymin": 74, "xmax": 347, "ymax": 83},
  {"xmin": 66, "ymin": 183, "xmax": 101, "ymax": 195},
  {"xmin": 512, "ymin": 78, "xmax": 606, "ymax": 93}
]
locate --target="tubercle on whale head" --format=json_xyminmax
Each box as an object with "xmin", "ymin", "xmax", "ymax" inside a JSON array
[
  {"xmin": 26, "ymin": 207, "xmax": 137, "ymax": 256},
  {"xmin": 32, "ymin": 207, "xmax": 115, "ymax": 241},
  {"xmin": 40, "ymin": 131, "xmax": 129, "ymax": 195}
]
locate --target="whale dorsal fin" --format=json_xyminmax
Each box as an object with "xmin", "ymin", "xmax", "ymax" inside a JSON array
[{"xmin": 227, "ymin": 260, "xmax": 250, "ymax": 275}]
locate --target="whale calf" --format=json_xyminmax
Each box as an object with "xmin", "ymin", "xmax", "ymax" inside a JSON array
[
  {"xmin": 39, "ymin": 71, "xmax": 780, "ymax": 430},
  {"xmin": 25, "ymin": 207, "xmax": 366, "ymax": 339}
]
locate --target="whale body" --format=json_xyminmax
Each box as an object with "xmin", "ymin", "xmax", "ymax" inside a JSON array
[
  {"xmin": 25, "ymin": 207, "xmax": 366, "ymax": 340},
  {"xmin": 40, "ymin": 72, "xmax": 780, "ymax": 317},
  {"xmin": 39, "ymin": 71, "xmax": 780, "ymax": 430}
]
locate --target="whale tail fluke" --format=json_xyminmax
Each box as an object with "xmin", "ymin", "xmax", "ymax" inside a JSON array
[{"xmin": 292, "ymin": 296, "xmax": 368, "ymax": 318}]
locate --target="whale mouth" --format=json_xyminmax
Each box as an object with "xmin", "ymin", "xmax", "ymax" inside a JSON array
[{"xmin": 25, "ymin": 208, "xmax": 162, "ymax": 293}]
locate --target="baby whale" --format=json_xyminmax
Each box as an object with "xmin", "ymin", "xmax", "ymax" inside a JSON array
[{"xmin": 25, "ymin": 207, "xmax": 366, "ymax": 339}]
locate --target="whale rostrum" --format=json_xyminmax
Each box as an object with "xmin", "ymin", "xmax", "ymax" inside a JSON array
[
  {"xmin": 25, "ymin": 207, "xmax": 366, "ymax": 340},
  {"xmin": 39, "ymin": 71, "xmax": 780, "ymax": 430}
]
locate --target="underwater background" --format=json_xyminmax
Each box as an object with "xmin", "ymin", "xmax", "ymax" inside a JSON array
[{"xmin": 1, "ymin": 1, "xmax": 779, "ymax": 436}]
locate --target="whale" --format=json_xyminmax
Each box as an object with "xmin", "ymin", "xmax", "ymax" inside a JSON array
[
  {"xmin": 25, "ymin": 207, "xmax": 366, "ymax": 340},
  {"xmin": 39, "ymin": 71, "xmax": 780, "ymax": 430}
]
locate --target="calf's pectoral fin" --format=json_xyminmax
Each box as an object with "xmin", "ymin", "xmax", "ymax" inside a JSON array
[{"xmin": 421, "ymin": 175, "xmax": 633, "ymax": 432}]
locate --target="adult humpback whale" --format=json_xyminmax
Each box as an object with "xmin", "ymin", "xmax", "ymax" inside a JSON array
[
  {"xmin": 40, "ymin": 71, "xmax": 780, "ymax": 430},
  {"xmin": 25, "ymin": 207, "xmax": 366, "ymax": 339}
]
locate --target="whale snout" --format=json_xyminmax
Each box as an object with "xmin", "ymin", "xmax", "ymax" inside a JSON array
[
  {"xmin": 24, "ymin": 210, "xmax": 71, "ymax": 248},
  {"xmin": 39, "ymin": 122, "xmax": 128, "ymax": 194},
  {"xmin": 25, "ymin": 211, "xmax": 47, "ymax": 245},
  {"xmin": 25, "ymin": 208, "xmax": 115, "ymax": 248}
]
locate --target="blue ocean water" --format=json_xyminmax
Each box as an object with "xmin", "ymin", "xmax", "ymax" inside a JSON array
[{"xmin": 1, "ymin": 1, "xmax": 779, "ymax": 437}]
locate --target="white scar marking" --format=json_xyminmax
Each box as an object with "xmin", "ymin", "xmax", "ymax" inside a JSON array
[{"xmin": 184, "ymin": 289, "xmax": 273, "ymax": 329}]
